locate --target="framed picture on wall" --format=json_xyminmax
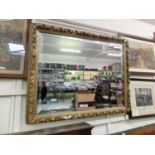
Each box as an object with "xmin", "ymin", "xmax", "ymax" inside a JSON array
[
  {"xmin": 0, "ymin": 19, "xmax": 29, "ymax": 78},
  {"xmin": 130, "ymin": 80, "xmax": 155, "ymax": 117},
  {"xmin": 118, "ymin": 33, "xmax": 155, "ymax": 76}
]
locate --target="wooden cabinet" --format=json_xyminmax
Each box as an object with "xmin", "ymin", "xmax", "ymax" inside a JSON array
[{"xmin": 75, "ymin": 92, "xmax": 95, "ymax": 110}]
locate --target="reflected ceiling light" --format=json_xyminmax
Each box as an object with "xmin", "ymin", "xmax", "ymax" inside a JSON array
[
  {"xmin": 8, "ymin": 43, "xmax": 24, "ymax": 52},
  {"xmin": 61, "ymin": 36, "xmax": 109, "ymax": 45},
  {"xmin": 113, "ymin": 46, "xmax": 122, "ymax": 49},
  {"xmin": 60, "ymin": 48, "xmax": 81, "ymax": 53},
  {"xmin": 0, "ymin": 67, "xmax": 6, "ymax": 70},
  {"xmin": 11, "ymin": 51, "xmax": 25, "ymax": 55},
  {"xmin": 108, "ymin": 43, "xmax": 122, "ymax": 49},
  {"xmin": 107, "ymin": 53, "xmax": 122, "ymax": 57}
]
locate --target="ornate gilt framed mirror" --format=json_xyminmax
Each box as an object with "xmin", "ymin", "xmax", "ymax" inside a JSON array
[{"xmin": 26, "ymin": 23, "xmax": 130, "ymax": 124}]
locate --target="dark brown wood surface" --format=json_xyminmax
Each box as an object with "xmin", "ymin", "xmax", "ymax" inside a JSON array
[
  {"xmin": 126, "ymin": 124, "xmax": 155, "ymax": 135},
  {"xmin": 7, "ymin": 123, "xmax": 93, "ymax": 135},
  {"xmin": 113, "ymin": 123, "xmax": 155, "ymax": 135}
]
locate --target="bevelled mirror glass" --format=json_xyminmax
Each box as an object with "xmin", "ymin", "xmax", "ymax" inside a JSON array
[{"xmin": 27, "ymin": 23, "xmax": 130, "ymax": 124}]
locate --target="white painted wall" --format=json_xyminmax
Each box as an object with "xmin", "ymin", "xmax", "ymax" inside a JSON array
[
  {"xmin": 67, "ymin": 19, "xmax": 155, "ymax": 39},
  {"xmin": 1, "ymin": 19, "xmax": 155, "ymax": 135}
]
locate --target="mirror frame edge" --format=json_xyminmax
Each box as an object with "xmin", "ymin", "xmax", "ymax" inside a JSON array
[{"xmin": 26, "ymin": 23, "xmax": 130, "ymax": 124}]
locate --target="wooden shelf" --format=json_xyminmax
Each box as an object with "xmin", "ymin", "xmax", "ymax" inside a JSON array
[{"xmin": 75, "ymin": 92, "xmax": 95, "ymax": 110}]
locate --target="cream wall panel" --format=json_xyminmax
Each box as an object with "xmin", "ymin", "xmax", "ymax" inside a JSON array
[
  {"xmin": 0, "ymin": 90, "xmax": 26, "ymax": 96},
  {"xmin": 0, "ymin": 79, "xmax": 26, "ymax": 134},
  {"xmin": 22, "ymin": 80, "xmax": 27, "ymax": 90},
  {"xmin": 13, "ymin": 96, "xmax": 23, "ymax": 132},
  {"xmin": 0, "ymin": 97, "xmax": 14, "ymax": 134},
  {"xmin": 0, "ymin": 79, "xmax": 16, "ymax": 91},
  {"xmin": 0, "ymin": 79, "xmax": 26, "ymax": 96},
  {"xmin": 91, "ymin": 125, "xmax": 107, "ymax": 135},
  {"xmin": 107, "ymin": 121, "xmax": 136, "ymax": 134}
]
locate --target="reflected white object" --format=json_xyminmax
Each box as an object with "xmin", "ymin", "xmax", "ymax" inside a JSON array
[
  {"xmin": 110, "ymin": 96, "xmax": 116, "ymax": 100},
  {"xmin": 63, "ymin": 115, "xmax": 72, "ymax": 119},
  {"xmin": 50, "ymin": 98, "xmax": 57, "ymax": 104},
  {"xmin": 64, "ymin": 82, "xmax": 72, "ymax": 87},
  {"xmin": 79, "ymin": 104, "xmax": 88, "ymax": 108},
  {"xmin": 8, "ymin": 43, "xmax": 24, "ymax": 52},
  {"xmin": 60, "ymin": 48, "xmax": 81, "ymax": 53},
  {"xmin": 47, "ymin": 105, "xmax": 72, "ymax": 110},
  {"xmin": 103, "ymin": 96, "xmax": 109, "ymax": 99},
  {"xmin": 107, "ymin": 53, "xmax": 122, "ymax": 57},
  {"xmin": 0, "ymin": 67, "xmax": 6, "ymax": 70}
]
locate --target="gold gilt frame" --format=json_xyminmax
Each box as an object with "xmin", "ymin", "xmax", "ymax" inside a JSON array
[{"xmin": 26, "ymin": 23, "xmax": 130, "ymax": 124}]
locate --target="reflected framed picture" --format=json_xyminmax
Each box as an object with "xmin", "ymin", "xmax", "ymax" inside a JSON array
[
  {"xmin": 118, "ymin": 33, "xmax": 155, "ymax": 75},
  {"xmin": 130, "ymin": 80, "xmax": 155, "ymax": 117},
  {"xmin": 0, "ymin": 19, "xmax": 29, "ymax": 78}
]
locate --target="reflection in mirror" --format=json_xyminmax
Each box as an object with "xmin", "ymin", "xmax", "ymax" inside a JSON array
[{"xmin": 37, "ymin": 33, "xmax": 123, "ymax": 115}]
